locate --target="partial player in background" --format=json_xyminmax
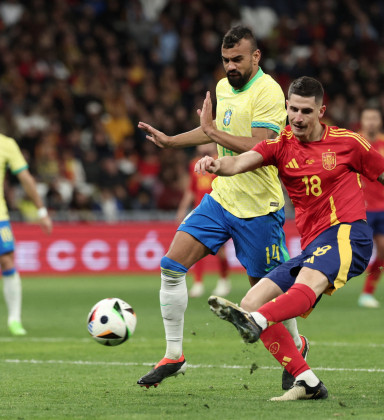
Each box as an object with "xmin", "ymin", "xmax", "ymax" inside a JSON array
[
  {"xmin": 176, "ymin": 143, "xmax": 230, "ymax": 298},
  {"xmin": 137, "ymin": 26, "xmax": 306, "ymax": 390},
  {"xmin": 1, "ymin": 133, "xmax": 53, "ymax": 335},
  {"xmin": 358, "ymin": 107, "xmax": 384, "ymax": 308}
]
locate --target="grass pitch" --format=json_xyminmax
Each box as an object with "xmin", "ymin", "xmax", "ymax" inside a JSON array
[{"xmin": 0, "ymin": 272, "xmax": 383, "ymax": 419}]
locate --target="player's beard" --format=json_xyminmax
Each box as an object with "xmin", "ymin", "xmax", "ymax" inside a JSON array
[{"xmin": 226, "ymin": 69, "xmax": 252, "ymax": 89}]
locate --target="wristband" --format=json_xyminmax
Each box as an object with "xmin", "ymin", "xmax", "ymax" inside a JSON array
[{"xmin": 37, "ymin": 207, "xmax": 48, "ymax": 219}]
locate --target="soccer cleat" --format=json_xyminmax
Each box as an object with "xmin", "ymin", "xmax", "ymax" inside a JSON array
[
  {"xmin": 189, "ymin": 282, "xmax": 204, "ymax": 298},
  {"xmin": 8, "ymin": 320, "xmax": 27, "ymax": 336},
  {"xmin": 137, "ymin": 355, "xmax": 187, "ymax": 388},
  {"xmin": 212, "ymin": 278, "xmax": 231, "ymax": 297},
  {"xmin": 208, "ymin": 296, "xmax": 262, "ymax": 343},
  {"xmin": 358, "ymin": 293, "xmax": 380, "ymax": 308},
  {"xmin": 282, "ymin": 335, "xmax": 310, "ymax": 390},
  {"xmin": 270, "ymin": 380, "xmax": 328, "ymax": 401}
]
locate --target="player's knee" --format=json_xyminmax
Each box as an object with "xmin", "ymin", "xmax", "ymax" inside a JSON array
[
  {"xmin": 240, "ymin": 291, "xmax": 265, "ymax": 312},
  {"xmin": 160, "ymin": 256, "xmax": 188, "ymax": 285},
  {"xmin": 0, "ymin": 253, "xmax": 15, "ymax": 271},
  {"xmin": 240, "ymin": 295, "xmax": 253, "ymax": 312}
]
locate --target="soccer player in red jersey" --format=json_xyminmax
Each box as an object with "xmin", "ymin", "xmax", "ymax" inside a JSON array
[
  {"xmin": 176, "ymin": 143, "xmax": 230, "ymax": 298},
  {"xmin": 358, "ymin": 107, "xmax": 384, "ymax": 308},
  {"xmin": 195, "ymin": 76, "xmax": 384, "ymax": 400}
]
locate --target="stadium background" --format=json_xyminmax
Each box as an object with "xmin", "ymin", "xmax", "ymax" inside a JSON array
[{"xmin": 1, "ymin": 0, "xmax": 383, "ymax": 273}]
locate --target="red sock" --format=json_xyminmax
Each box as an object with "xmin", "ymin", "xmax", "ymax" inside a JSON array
[
  {"xmin": 193, "ymin": 259, "xmax": 204, "ymax": 283},
  {"xmin": 218, "ymin": 255, "xmax": 229, "ymax": 278},
  {"xmin": 363, "ymin": 259, "xmax": 383, "ymax": 294},
  {"xmin": 260, "ymin": 323, "xmax": 309, "ymax": 377},
  {"xmin": 258, "ymin": 284, "xmax": 317, "ymax": 323}
]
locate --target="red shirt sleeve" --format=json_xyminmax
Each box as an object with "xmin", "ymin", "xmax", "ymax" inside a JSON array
[
  {"xmin": 350, "ymin": 137, "xmax": 384, "ymax": 182},
  {"xmin": 252, "ymin": 137, "xmax": 281, "ymax": 167}
]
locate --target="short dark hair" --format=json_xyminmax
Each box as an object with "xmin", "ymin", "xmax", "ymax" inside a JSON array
[
  {"xmin": 222, "ymin": 25, "xmax": 258, "ymax": 51},
  {"xmin": 288, "ymin": 76, "xmax": 324, "ymax": 104}
]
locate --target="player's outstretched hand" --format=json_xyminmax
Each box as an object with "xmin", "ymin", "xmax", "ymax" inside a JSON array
[
  {"xmin": 197, "ymin": 91, "xmax": 214, "ymax": 136},
  {"xmin": 138, "ymin": 122, "xmax": 170, "ymax": 148},
  {"xmin": 194, "ymin": 155, "xmax": 220, "ymax": 175}
]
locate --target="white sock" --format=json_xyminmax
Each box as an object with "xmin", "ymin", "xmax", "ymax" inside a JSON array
[
  {"xmin": 282, "ymin": 318, "xmax": 302, "ymax": 350},
  {"xmin": 250, "ymin": 314, "xmax": 302, "ymax": 351},
  {"xmin": 160, "ymin": 272, "xmax": 188, "ymax": 360},
  {"xmin": 3, "ymin": 271, "xmax": 22, "ymax": 324},
  {"xmin": 295, "ymin": 369, "xmax": 320, "ymax": 387},
  {"xmin": 250, "ymin": 311, "xmax": 268, "ymax": 330}
]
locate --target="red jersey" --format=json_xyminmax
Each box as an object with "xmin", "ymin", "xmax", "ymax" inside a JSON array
[
  {"xmin": 254, "ymin": 124, "xmax": 384, "ymax": 249},
  {"xmin": 189, "ymin": 157, "xmax": 216, "ymax": 204},
  {"xmin": 361, "ymin": 133, "xmax": 384, "ymax": 211}
]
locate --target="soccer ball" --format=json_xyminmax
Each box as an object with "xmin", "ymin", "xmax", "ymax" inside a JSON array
[{"xmin": 87, "ymin": 298, "xmax": 137, "ymax": 346}]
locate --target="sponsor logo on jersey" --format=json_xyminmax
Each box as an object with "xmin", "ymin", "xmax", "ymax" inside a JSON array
[{"xmin": 322, "ymin": 152, "xmax": 336, "ymax": 170}]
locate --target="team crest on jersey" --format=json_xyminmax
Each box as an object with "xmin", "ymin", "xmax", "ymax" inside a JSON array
[
  {"xmin": 223, "ymin": 109, "xmax": 232, "ymax": 126},
  {"xmin": 322, "ymin": 152, "xmax": 336, "ymax": 170}
]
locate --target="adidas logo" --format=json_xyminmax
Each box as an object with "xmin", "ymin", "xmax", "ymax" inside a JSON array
[{"xmin": 285, "ymin": 158, "xmax": 299, "ymax": 169}]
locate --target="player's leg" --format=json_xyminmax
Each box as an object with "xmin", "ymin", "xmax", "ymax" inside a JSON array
[
  {"xmin": 261, "ymin": 323, "xmax": 327, "ymax": 401},
  {"xmin": 240, "ymin": 275, "xmax": 307, "ymax": 388},
  {"xmin": 359, "ymin": 212, "xmax": 384, "ymax": 308},
  {"xmin": 251, "ymin": 267, "xmax": 330, "ymax": 400},
  {"xmin": 0, "ymin": 221, "xmax": 26, "ymax": 336},
  {"xmin": 208, "ymin": 270, "xmax": 325, "ymax": 399},
  {"xmin": 137, "ymin": 231, "xmax": 210, "ymax": 388},
  {"xmin": 211, "ymin": 221, "xmax": 372, "ymax": 399},
  {"xmin": 209, "ymin": 222, "xmax": 373, "ymax": 398},
  {"xmin": 161, "ymin": 231, "xmax": 210, "ymax": 359},
  {"xmin": 228, "ymin": 209, "xmax": 304, "ymax": 373},
  {"xmin": 212, "ymin": 245, "xmax": 231, "ymax": 296},
  {"xmin": 138, "ymin": 195, "xmax": 230, "ymax": 388},
  {"xmin": 210, "ymin": 207, "xmax": 304, "ymax": 388},
  {"xmin": 359, "ymin": 235, "xmax": 384, "ymax": 308}
]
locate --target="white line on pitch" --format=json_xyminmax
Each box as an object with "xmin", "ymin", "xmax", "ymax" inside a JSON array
[
  {"xmin": 0, "ymin": 337, "xmax": 383, "ymax": 347},
  {"xmin": 2, "ymin": 359, "xmax": 384, "ymax": 373}
]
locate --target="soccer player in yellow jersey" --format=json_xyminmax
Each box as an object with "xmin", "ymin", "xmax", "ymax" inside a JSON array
[
  {"xmin": 137, "ymin": 26, "xmax": 307, "ymax": 389},
  {"xmin": 0, "ymin": 133, "xmax": 52, "ymax": 335}
]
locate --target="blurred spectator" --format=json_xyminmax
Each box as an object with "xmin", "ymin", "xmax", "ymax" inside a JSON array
[
  {"xmin": 0, "ymin": 0, "xmax": 24, "ymax": 27},
  {"xmin": 45, "ymin": 178, "xmax": 67, "ymax": 213},
  {"xmin": 69, "ymin": 186, "xmax": 95, "ymax": 221},
  {"xmin": 82, "ymin": 149, "xmax": 101, "ymax": 185},
  {"xmin": 93, "ymin": 187, "xmax": 124, "ymax": 222}
]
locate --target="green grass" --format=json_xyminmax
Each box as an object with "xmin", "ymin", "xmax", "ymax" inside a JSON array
[{"xmin": 0, "ymin": 272, "xmax": 383, "ymax": 419}]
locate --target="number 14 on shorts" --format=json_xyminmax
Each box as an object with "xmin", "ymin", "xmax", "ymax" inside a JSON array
[{"xmin": 266, "ymin": 244, "xmax": 280, "ymax": 264}]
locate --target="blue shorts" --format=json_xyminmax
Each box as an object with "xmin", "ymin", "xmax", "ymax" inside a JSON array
[
  {"xmin": 177, "ymin": 194, "xmax": 289, "ymax": 277},
  {"xmin": 0, "ymin": 221, "xmax": 15, "ymax": 255},
  {"xmin": 366, "ymin": 211, "xmax": 384, "ymax": 235},
  {"xmin": 266, "ymin": 220, "xmax": 373, "ymax": 295}
]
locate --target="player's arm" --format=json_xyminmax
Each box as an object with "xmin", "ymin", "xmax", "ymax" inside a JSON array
[
  {"xmin": 137, "ymin": 122, "xmax": 214, "ymax": 149},
  {"xmin": 17, "ymin": 169, "xmax": 53, "ymax": 234},
  {"xmin": 195, "ymin": 150, "xmax": 264, "ymax": 177},
  {"xmin": 198, "ymin": 91, "xmax": 277, "ymax": 153}
]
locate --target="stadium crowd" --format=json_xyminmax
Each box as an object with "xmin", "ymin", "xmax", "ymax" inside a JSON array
[{"xmin": 1, "ymin": 0, "xmax": 384, "ymax": 221}]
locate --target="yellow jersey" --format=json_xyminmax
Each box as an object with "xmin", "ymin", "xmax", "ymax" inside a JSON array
[
  {"xmin": 211, "ymin": 68, "xmax": 286, "ymax": 218},
  {"xmin": 0, "ymin": 134, "xmax": 28, "ymax": 220}
]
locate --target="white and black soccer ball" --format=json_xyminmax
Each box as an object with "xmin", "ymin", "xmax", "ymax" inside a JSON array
[{"xmin": 87, "ymin": 298, "xmax": 137, "ymax": 346}]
